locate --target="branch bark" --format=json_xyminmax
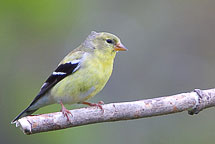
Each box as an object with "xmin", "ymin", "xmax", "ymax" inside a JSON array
[{"xmin": 14, "ymin": 88, "xmax": 215, "ymax": 135}]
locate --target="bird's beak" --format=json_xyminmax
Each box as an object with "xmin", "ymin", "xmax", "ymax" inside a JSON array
[{"xmin": 114, "ymin": 43, "xmax": 128, "ymax": 51}]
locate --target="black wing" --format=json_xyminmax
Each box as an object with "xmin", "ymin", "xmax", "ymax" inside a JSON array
[{"xmin": 29, "ymin": 61, "xmax": 80, "ymax": 107}]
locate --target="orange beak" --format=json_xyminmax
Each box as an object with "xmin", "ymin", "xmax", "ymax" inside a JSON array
[{"xmin": 114, "ymin": 43, "xmax": 128, "ymax": 51}]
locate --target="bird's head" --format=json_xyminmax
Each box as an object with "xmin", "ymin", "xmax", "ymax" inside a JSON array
[{"xmin": 84, "ymin": 31, "xmax": 127, "ymax": 55}]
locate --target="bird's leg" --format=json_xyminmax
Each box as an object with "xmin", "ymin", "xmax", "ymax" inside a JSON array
[
  {"xmin": 82, "ymin": 101, "xmax": 104, "ymax": 113},
  {"xmin": 60, "ymin": 101, "xmax": 72, "ymax": 121}
]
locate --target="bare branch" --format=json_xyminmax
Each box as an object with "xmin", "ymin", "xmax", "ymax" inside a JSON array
[{"xmin": 14, "ymin": 88, "xmax": 215, "ymax": 135}]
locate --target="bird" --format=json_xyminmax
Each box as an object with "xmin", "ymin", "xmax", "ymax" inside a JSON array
[{"xmin": 11, "ymin": 31, "xmax": 127, "ymax": 123}]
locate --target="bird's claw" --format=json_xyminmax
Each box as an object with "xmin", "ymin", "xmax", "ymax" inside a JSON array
[
  {"xmin": 60, "ymin": 102, "xmax": 72, "ymax": 121},
  {"xmin": 82, "ymin": 101, "xmax": 104, "ymax": 113}
]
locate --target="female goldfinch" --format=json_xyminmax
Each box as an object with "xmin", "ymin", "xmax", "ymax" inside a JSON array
[{"xmin": 12, "ymin": 31, "xmax": 127, "ymax": 122}]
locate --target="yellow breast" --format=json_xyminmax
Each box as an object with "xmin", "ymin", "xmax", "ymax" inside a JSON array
[{"xmin": 50, "ymin": 51, "xmax": 116, "ymax": 104}]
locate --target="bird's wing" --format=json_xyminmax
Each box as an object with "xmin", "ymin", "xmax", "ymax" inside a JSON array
[{"xmin": 29, "ymin": 51, "xmax": 85, "ymax": 107}]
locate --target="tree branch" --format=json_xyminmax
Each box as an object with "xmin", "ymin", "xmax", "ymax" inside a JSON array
[{"xmin": 14, "ymin": 88, "xmax": 215, "ymax": 135}]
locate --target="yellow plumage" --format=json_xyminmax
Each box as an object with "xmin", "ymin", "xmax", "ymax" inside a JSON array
[
  {"xmin": 12, "ymin": 31, "xmax": 127, "ymax": 122},
  {"xmin": 51, "ymin": 51, "xmax": 115, "ymax": 104}
]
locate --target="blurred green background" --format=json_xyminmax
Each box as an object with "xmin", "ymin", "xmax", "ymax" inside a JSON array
[{"xmin": 1, "ymin": 0, "xmax": 215, "ymax": 143}]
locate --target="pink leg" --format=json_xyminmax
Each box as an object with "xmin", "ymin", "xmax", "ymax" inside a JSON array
[
  {"xmin": 82, "ymin": 101, "xmax": 104, "ymax": 113},
  {"xmin": 60, "ymin": 101, "xmax": 72, "ymax": 121}
]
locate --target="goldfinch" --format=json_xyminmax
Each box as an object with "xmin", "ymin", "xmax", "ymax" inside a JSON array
[{"xmin": 12, "ymin": 31, "xmax": 127, "ymax": 123}]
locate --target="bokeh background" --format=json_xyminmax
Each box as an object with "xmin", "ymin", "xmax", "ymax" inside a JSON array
[{"xmin": 1, "ymin": 0, "xmax": 215, "ymax": 143}]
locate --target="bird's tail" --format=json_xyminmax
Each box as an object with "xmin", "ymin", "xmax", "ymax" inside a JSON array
[{"xmin": 11, "ymin": 106, "xmax": 38, "ymax": 124}]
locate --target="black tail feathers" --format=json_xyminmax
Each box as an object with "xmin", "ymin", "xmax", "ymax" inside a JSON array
[{"xmin": 11, "ymin": 106, "xmax": 38, "ymax": 124}]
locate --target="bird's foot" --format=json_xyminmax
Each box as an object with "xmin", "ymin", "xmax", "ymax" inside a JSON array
[
  {"xmin": 60, "ymin": 102, "xmax": 72, "ymax": 121},
  {"xmin": 82, "ymin": 101, "xmax": 104, "ymax": 113}
]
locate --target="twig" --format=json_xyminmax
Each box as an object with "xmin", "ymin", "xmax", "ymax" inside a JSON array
[{"xmin": 14, "ymin": 88, "xmax": 215, "ymax": 135}]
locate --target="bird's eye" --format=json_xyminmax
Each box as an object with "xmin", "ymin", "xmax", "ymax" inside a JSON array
[{"xmin": 106, "ymin": 39, "xmax": 114, "ymax": 44}]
